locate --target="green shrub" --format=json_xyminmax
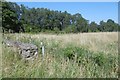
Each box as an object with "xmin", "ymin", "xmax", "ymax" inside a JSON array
[
  {"xmin": 54, "ymin": 27, "xmax": 60, "ymax": 34},
  {"xmin": 64, "ymin": 25, "xmax": 76, "ymax": 33}
]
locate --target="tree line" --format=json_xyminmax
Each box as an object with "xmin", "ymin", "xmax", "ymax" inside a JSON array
[{"xmin": 2, "ymin": 2, "xmax": 120, "ymax": 33}]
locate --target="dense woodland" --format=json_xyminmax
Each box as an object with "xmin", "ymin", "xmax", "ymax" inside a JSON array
[{"xmin": 2, "ymin": 2, "xmax": 120, "ymax": 33}]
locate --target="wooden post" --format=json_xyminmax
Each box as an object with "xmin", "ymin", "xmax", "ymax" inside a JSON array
[{"xmin": 41, "ymin": 42, "xmax": 45, "ymax": 59}]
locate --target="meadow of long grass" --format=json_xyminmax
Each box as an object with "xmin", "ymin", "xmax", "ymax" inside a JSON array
[
  {"xmin": 1, "ymin": 32, "xmax": 118, "ymax": 78},
  {"xmin": 0, "ymin": 33, "xmax": 2, "ymax": 79}
]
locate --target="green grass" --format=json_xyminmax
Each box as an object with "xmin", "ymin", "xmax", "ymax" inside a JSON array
[
  {"xmin": 2, "ymin": 33, "xmax": 118, "ymax": 78},
  {"xmin": 0, "ymin": 33, "xmax": 2, "ymax": 79}
]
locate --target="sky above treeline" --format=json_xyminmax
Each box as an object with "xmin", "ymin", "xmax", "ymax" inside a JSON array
[{"xmin": 16, "ymin": 2, "xmax": 118, "ymax": 24}]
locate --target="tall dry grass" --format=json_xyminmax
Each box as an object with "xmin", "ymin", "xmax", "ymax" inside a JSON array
[
  {"xmin": 2, "ymin": 32, "xmax": 118, "ymax": 78},
  {"xmin": 5, "ymin": 32, "xmax": 118, "ymax": 54},
  {"xmin": 0, "ymin": 33, "xmax": 2, "ymax": 79}
]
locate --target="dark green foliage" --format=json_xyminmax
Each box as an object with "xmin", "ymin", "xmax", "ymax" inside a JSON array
[
  {"xmin": 62, "ymin": 46, "xmax": 76, "ymax": 59},
  {"xmin": 93, "ymin": 53, "xmax": 106, "ymax": 66},
  {"xmin": 51, "ymin": 44, "xmax": 117, "ymax": 72},
  {"xmin": 61, "ymin": 45, "xmax": 91, "ymax": 65},
  {"xmin": 54, "ymin": 27, "xmax": 60, "ymax": 34},
  {"xmin": 64, "ymin": 25, "xmax": 76, "ymax": 33},
  {"xmin": 99, "ymin": 20, "xmax": 118, "ymax": 32},
  {"xmin": 88, "ymin": 22, "xmax": 98, "ymax": 32},
  {"xmin": 62, "ymin": 46, "xmax": 88, "ymax": 61},
  {"xmin": 2, "ymin": 2, "xmax": 24, "ymax": 33},
  {"xmin": 2, "ymin": 2, "xmax": 119, "ymax": 33}
]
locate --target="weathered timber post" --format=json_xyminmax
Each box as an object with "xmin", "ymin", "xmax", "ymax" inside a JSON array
[{"xmin": 41, "ymin": 42, "xmax": 45, "ymax": 60}]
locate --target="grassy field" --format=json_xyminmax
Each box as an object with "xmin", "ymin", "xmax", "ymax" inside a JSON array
[{"xmin": 1, "ymin": 32, "xmax": 118, "ymax": 78}]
